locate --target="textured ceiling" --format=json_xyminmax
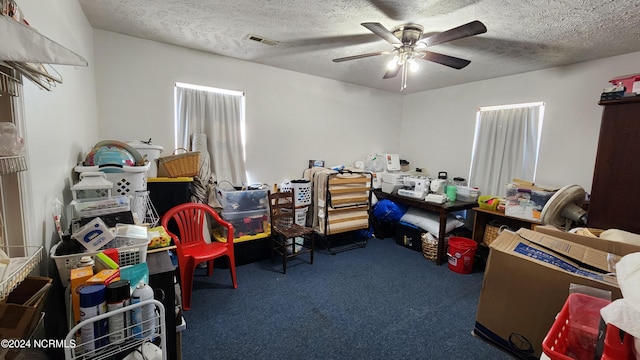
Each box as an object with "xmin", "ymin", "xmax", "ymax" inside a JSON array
[{"xmin": 78, "ymin": 0, "xmax": 640, "ymax": 94}]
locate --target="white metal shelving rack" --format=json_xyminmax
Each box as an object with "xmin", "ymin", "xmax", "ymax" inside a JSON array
[
  {"xmin": 0, "ymin": 154, "xmax": 43, "ymax": 300},
  {"xmin": 64, "ymin": 299, "xmax": 167, "ymax": 360},
  {"xmin": 0, "ymin": 244, "xmax": 42, "ymax": 299},
  {"xmin": 0, "ymin": 66, "xmax": 44, "ymax": 301}
]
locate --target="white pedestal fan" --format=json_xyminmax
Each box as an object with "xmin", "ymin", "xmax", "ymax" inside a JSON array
[{"xmin": 540, "ymin": 184, "xmax": 588, "ymax": 230}]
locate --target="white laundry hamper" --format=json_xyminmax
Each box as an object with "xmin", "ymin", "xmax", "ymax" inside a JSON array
[
  {"xmin": 127, "ymin": 141, "xmax": 164, "ymax": 178},
  {"xmin": 285, "ymin": 207, "xmax": 308, "ymax": 254},
  {"xmin": 291, "ymin": 179, "xmax": 312, "ymax": 207},
  {"xmin": 280, "ymin": 178, "xmax": 312, "ymax": 253},
  {"xmin": 75, "ymin": 163, "xmax": 150, "ymax": 221}
]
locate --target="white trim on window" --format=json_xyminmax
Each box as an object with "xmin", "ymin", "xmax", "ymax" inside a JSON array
[
  {"xmin": 175, "ymin": 82, "xmax": 244, "ymax": 96},
  {"xmin": 478, "ymin": 101, "xmax": 545, "ymax": 112}
]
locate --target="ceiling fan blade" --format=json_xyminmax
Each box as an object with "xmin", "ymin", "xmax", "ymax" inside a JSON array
[
  {"xmin": 361, "ymin": 22, "xmax": 402, "ymax": 45},
  {"xmin": 420, "ymin": 20, "xmax": 487, "ymax": 47},
  {"xmin": 383, "ymin": 64, "xmax": 401, "ymax": 79},
  {"xmin": 365, "ymin": 0, "xmax": 405, "ymax": 20},
  {"xmin": 332, "ymin": 51, "xmax": 388, "ymax": 62},
  {"xmin": 420, "ymin": 51, "xmax": 471, "ymax": 69},
  {"xmin": 281, "ymin": 34, "xmax": 381, "ymax": 50}
]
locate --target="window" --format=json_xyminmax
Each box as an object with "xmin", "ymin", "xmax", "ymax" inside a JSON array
[
  {"xmin": 468, "ymin": 102, "xmax": 545, "ymax": 197},
  {"xmin": 174, "ymin": 82, "xmax": 247, "ymax": 191}
]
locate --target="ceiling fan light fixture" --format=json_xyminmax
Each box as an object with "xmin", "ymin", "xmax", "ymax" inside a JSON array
[
  {"xmin": 408, "ymin": 58, "xmax": 419, "ymax": 72},
  {"xmin": 332, "ymin": 20, "xmax": 486, "ymax": 92},
  {"xmin": 386, "ymin": 55, "xmax": 399, "ymax": 70}
]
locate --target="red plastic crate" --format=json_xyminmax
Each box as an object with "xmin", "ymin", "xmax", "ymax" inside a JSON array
[
  {"xmin": 601, "ymin": 323, "xmax": 635, "ymax": 360},
  {"xmin": 542, "ymin": 293, "xmax": 611, "ymax": 360},
  {"xmin": 609, "ymin": 74, "xmax": 640, "ymax": 94}
]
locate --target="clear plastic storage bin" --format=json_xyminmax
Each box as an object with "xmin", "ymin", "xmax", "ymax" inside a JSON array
[
  {"xmin": 217, "ymin": 189, "xmax": 269, "ymax": 212},
  {"xmin": 456, "ymin": 186, "xmax": 480, "ymax": 202},
  {"xmin": 220, "ymin": 209, "xmax": 269, "ymax": 238}
]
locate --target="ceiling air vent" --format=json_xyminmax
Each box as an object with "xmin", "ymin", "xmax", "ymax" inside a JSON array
[{"xmin": 246, "ymin": 34, "xmax": 279, "ymax": 46}]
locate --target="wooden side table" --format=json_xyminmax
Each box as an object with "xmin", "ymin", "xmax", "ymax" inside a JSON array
[{"xmin": 471, "ymin": 207, "xmax": 541, "ymax": 246}]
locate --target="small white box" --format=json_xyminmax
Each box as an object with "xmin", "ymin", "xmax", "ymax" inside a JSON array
[
  {"xmin": 384, "ymin": 154, "xmax": 401, "ymax": 171},
  {"xmin": 72, "ymin": 217, "xmax": 115, "ymax": 251}
]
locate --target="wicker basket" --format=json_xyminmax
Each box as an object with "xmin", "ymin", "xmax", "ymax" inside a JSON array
[
  {"xmin": 483, "ymin": 223, "xmax": 511, "ymax": 246},
  {"xmin": 421, "ymin": 232, "xmax": 439, "ymax": 262},
  {"xmin": 158, "ymin": 148, "xmax": 200, "ymax": 177}
]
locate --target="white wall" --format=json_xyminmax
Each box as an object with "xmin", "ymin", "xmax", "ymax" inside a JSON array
[
  {"xmin": 18, "ymin": 0, "xmax": 98, "ymax": 251},
  {"xmin": 92, "ymin": 30, "xmax": 404, "ymax": 187},
  {"xmin": 401, "ymin": 51, "xmax": 640, "ymax": 194},
  {"xmin": 13, "ymin": 3, "xmax": 640, "ymax": 253}
]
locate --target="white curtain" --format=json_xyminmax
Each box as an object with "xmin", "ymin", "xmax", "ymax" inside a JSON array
[
  {"xmin": 175, "ymin": 86, "xmax": 247, "ymax": 186},
  {"xmin": 469, "ymin": 104, "xmax": 543, "ymax": 197}
]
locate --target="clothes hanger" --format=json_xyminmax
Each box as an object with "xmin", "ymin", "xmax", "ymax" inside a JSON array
[
  {"xmin": 0, "ymin": 66, "xmax": 20, "ymax": 96},
  {"xmin": 1, "ymin": 61, "xmax": 62, "ymax": 91}
]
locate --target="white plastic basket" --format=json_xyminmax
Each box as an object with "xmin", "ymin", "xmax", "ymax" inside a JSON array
[
  {"xmin": 280, "ymin": 181, "xmax": 293, "ymax": 193},
  {"xmin": 71, "ymin": 196, "xmax": 131, "ymax": 219},
  {"xmin": 294, "ymin": 207, "xmax": 308, "ymax": 226},
  {"xmin": 75, "ymin": 164, "xmax": 149, "ymax": 197},
  {"xmin": 292, "ymin": 179, "xmax": 312, "ymax": 207},
  {"xmin": 71, "ymin": 172, "xmax": 113, "ymax": 200},
  {"xmin": 50, "ymin": 236, "xmax": 150, "ymax": 288},
  {"xmin": 75, "ymin": 164, "xmax": 149, "ymax": 219}
]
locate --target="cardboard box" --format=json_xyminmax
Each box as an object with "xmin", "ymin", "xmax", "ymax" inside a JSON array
[
  {"xmin": 473, "ymin": 228, "xmax": 640, "ymax": 359},
  {"xmin": 534, "ymin": 225, "xmax": 640, "ymax": 257},
  {"xmin": 509, "ymin": 178, "xmax": 559, "ymax": 192},
  {"xmin": 0, "ymin": 276, "xmax": 52, "ymax": 339},
  {"xmin": 521, "ymin": 228, "xmax": 620, "ymax": 273},
  {"xmin": 86, "ymin": 269, "xmax": 120, "ymax": 285}
]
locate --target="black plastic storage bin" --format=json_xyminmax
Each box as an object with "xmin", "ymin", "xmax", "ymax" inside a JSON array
[
  {"xmin": 394, "ymin": 222, "xmax": 426, "ymax": 252},
  {"xmin": 147, "ymin": 178, "xmax": 193, "ymax": 218}
]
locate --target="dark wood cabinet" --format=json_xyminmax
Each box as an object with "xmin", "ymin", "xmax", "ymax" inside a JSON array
[{"xmin": 587, "ymin": 97, "xmax": 640, "ymax": 233}]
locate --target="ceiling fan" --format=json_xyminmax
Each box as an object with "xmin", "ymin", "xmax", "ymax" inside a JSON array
[{"xmin": 333, "ymin": 20, "xmax": 487, "ymax": 91}]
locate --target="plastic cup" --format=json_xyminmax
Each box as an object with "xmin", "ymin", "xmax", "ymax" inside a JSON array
[{"xmin": 446, "ymin": 186, "xmax": 457, "ymax": 201}]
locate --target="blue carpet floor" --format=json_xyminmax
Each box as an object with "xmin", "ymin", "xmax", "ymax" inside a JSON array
[{"xmin": 181, "ymin": 237, "xmax": 514, "ymax": 359}]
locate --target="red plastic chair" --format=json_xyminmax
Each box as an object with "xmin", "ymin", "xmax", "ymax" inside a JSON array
[{"xmin": 161, "ymin": 202, "xmax": 237, "ymax": 310}]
